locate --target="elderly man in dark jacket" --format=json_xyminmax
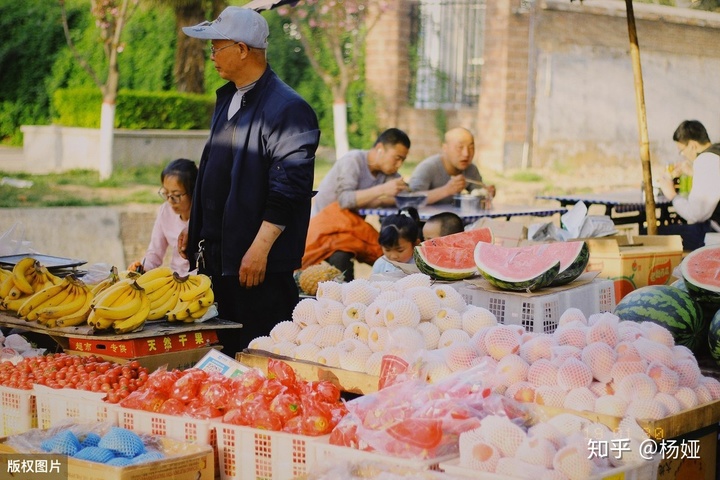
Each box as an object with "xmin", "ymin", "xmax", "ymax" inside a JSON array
[{"xmin": 181, "ymin": 7, "xmax": 320, "ymax": 355}]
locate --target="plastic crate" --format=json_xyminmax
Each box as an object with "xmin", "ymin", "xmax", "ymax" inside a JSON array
[
  {"xmin": 439, "ymin": 455, "xmax": 660, "ymax": 480},
  {"xmin": 309, "ymin": 438, "xmax": 457, "ymax": 473},
  {"xmin": 0, "ymin": 385, "xmax": 36, "ymax": 436},
  {"xmin": 34, "ymin": 385, "xmax": 116, "ymax": 429},
  {"xmin": 458, "ymin": 279, "xmax": 615, "ymax": 334},
  {"xmin": 214, "ymin": 422, "xmax": 327, "ymax": 480},
  {"xmin": 116, "ymin": 406, "xmax": 219, "ymax": 473}
]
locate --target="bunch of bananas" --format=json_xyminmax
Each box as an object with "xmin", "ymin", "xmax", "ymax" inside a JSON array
[
  {"xmin": 135, "ymin": 268, "xmax": 214, "ymax": 323},
  {"xmin": 16, "ymin": 274, "xmax": 93, "ymax": 328},
  {"xmin": 89, "ymin": 266, "xmax": 120, "ymax": 297},
  {"xmin": 1, "ymin": 257, "xmax": 62, "ymax": 311},
  {"xmin": 89, "ymin": 279, "xmax": 150, "ymax": 334}
]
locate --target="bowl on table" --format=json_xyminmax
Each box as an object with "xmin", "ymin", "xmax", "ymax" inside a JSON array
[{"xmin": 395, "ymin": 192, "xmax": 428, "ymax": 209}]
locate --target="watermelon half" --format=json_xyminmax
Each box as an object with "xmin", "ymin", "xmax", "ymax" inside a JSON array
[
  {"xmin": 414, "ymin": 245, "xmax": 477, "ymax": 281},
  {"xmin": 680, "ymin": 244, "xmax": 720, "ymax": 305},
  {"xmin": 422, "ymin": 227, "xmax": 493, "ymax": 249},
  {"xmin": 614, "ymin": 285, "xmax": 705, "ymax": 350},
  {"xmin": 473, "ymin": 242, "xmax": 561, "ymax": 292},
  {"xmin": 534, "ymin": 241, "xmax": 590, "ymax": 287}
]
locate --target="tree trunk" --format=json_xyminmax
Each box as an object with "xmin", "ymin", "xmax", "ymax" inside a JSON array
[
  {"xmin": 98, "ymin": 101, "xmax": 116, "ymax": 180},
  {"xmin": 173, "ymin": 3, "xmax": 207, "ymax": 93},
  {"xmin": 333, "ymin": 101, "xmax": 349, "ymax": 160}
]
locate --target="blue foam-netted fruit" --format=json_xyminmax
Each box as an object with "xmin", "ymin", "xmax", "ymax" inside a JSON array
[
  {"xmin": 43, "ymin": 431, "xmax": 81, "ymax": 455},
  {"xmin": 106, "ymin": 457, "xmax": 132, "ymax": 467},
  {"xmin": 129, "ymin": 451, "xmax": 165, "ymax": 464},
  {"xmin": 97, "ymin": 427, "xmax": 146, "ymax": 458},
  {"xmin": 80, "ymin": 432, "xmax": 102, "ymax": 448},
  {"xmin": 74, "ymin": 446, "xmax": 116, "ymax": 464}
]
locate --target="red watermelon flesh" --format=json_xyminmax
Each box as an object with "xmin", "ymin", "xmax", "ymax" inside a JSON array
[
  {"xmin": 422, "ymin": 227, "xmax": 493, "ymax": 249},
  {"xmin": 680, "ymin": 244, "xmax": 720, "ymax": 302},
  {"xmin": 474, "ymin": 242, "xmax": 561, "ymax": 291},
  {"xmin": 414, "ymin": 245, "xmax": 478, "ymax": 281}
]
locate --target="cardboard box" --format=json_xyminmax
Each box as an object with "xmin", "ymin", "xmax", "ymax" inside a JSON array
[
  {"xmin": 0, "ymin": 435, "xmax": 214, "ymax": 480},
  {"xmin": 468, "ymin": 217, "xmax": 528, "ymax": 247},
  {"xmin": 194, "ymin": 348, "xmax": 251, "ymax": 378},
  {"xmin": 65, "ymin": 330, "xmax": 218, "ymax": 358},
  {"xmin": 584, "ymin": 234, "xmax": 684, "ymax": 301},
  {"xmin": 67, "ymin": 346, "xmax": 221, "ymax": 372}
]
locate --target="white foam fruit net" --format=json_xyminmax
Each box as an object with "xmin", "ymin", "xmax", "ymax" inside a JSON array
[
  {"xmin": 527, "ymin": 422, "xmax": 564, "ymax": 450},
  {"xmin": 478, "ymin": 415, "xmax": 527, "ymax": 458},
  {"xmin": 520, "ymin": 335, "xmax": 556, "ymax": 364},
  {"xmin": 248, "ymin": 335, "xmax": 273, "ymax": 351},
  {"xmin": 672, "ymin": 344, "xmax": 695, "ymax": 362},
  {"xmin": 438, "ymin": 328, "xmax": 471, "ymax": 349},
  {"xmin": 618, "ymin": 323, "xmax": 644, "ymax": 343},
  {"xmin": 313, "ymin": 324, "xmax": 344, "ymax": 347},
  {"xmin": 403, "ymin": 286, "xmax": 440, "ymax": 321},
  {"xmin": 594, "ymin": 394, "xmax": 628, "ymax": 417},
  {"xmin": 315, "ymin": 346, "xmax": 340, "ymax": 367},
  {"xmin": 296, "ymin": 324, "xmax": 322, "ymax": 345},
  {"xmin": 431, "ymin": 307, "xmax": 463, "ymax": 332},
  {"xmin": 639, "ymin": 321, "xmax": 676, "ymax": 348},
  {"xmin": 459, "ymin": 427, "xmax": 500, "ymax": 472},
  {"xmin": 385, "ymin": 326, "xmax": 426, "ymax": 357},
  {"xmin": 484, "ymin": 325, "xmax": 521, "ymax": 361},
  {"xmin": 337, "ymin": 339, "xmax": 372, "ymax": 372},
  {"xmin": 581, "ymin": 342, "xmax": 617, "ymax": 384},
  {"xmin": 432, "ymin": 284, "xmax": 467, "ymax": 311},
  {"xmin": 557, "ymin": 357, "xmax": 593, "ymax": 390},
  {"xmin": 701, "ymin": 376, "xmax": 720, "ymax": 400},
  {"xmin": 505, "ymin": 381, "xmax": 536, "ymax": 403},
  {"xmin": 270, "ymin": 341, "xmax": 296, "ymax": 358},
  {"xmin": 553, "ymin": 324, "xmax": 588, "ymax": 349},
  {"xmin": 647, "ymin": 362, "xmax": 680, "ymax": 394},
  {"xmin": 445, "ymin": 342, "xmax": 480, "ymax": 372},
  {"xmin": 416, "ymin": 321, "xmax": 441, "ymax": 350},
  {"xmin": 343, "ymin": 321, "xmax": 369, "ymax": 343},
  {"xmin": 625, "ymin": 398, "xmax": 668, "ymax": 421},
  {"xmin": 364, "ymin": 351, "xmax": 385, "ymax": 376},
  {"xmin": 654, "ymin": 392, "xmax": 682, "ymax": 415},
  {"xmin": 270, "ymin": 320, "xmax": 301, "ymax": 343},
  {"xmin": 293, "ymin": 343, "xmax": 321, "ymax": 362},
  {"xmin": 315, "ymin": 299, "xmax": 344, "ymax": 326},
  {"xmin": 461, "ymin": 305, "xmax": 498, "ymax": 334},
  {"xmin": 292, "ymin": 298, "xmax": 318, "ymax": 327},
  {"xmin": 394, "ymin": 272, "xmax": 432, "ymax": 291},
  {"xmin": 341, "ymin": 302, "xmax": 367, "ymax": 327},
  {"xmin": 316, "ymin": 280, "xmax": 343, "ymax": 302},
  {"xmin": 610, "ymin": 360, "xmax": 648, "ymax": 384},
  {"xmin": 558, "ymin": 307, "xmax": 587, "ymax": 327},
  {"xmin": 563, "ymin": 387, "xmax": 597, "ymax": 411},
  {"xmin": 615, "ymin": 372, "xmax": 657, "ymax": 401},
  {"xmin": 588, "ymin": 381, "xmax": 613, "ymax": 397},
  {"xmin": 527, "ymin": 359, "xmax": 559, "ymax": 387},
  {"xmin": 695, "ymin": 384, "xmax": 713, "ymax": 404},
  {"xmin": 673, "ymin": 358, "xmax": 701, "ymax": 388},
  {"xmin": 534, "ymin": 385, "xmax": 566, "ymax": 408},
  {"xmin": 615, "ymin": 341, "xmax": 640, "ymax": 360},
  {"xmin": 367, "ymin": 326, "xmax": 389, "ymax": 352},
  {"xmin": 515, "ymin": 436, "xmax": 557, "ymax": 469},
  {"xmin": 469, "ymin": 327, "xmax": 491, "ymax": 357},
  {"xmin": 364, "ymin": 300, "xmax": 387, "ymax": 327},
  {"xmin": 341, "ymin": 278, "xmax": 379, "ymax": 306},
  {"xmin": 552, "ymin": 444, "xmax": 595, "ymax": 479},
  {"xmin": 586, "ymin": 315, "xmax": 619, "ymax": 347},
  {"xmin": 495, "ymin": 457, "xmax": 551, "ymax": 478},
  {"xmin": 633, "ymin": 336, "xmax": 674, "ymax": 366},
  {"xmin": 496, "ymin": 354, "xmax": 530, "ymax": 385},
  {"xmin": 675, "ymin": 386, "xmax": 699, "ymax": 410},
  {"xmin": 550, "ymin": 345, "xmax": 582, "ymax": 366}
]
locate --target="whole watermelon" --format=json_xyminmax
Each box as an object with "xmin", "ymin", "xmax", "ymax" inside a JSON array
[
  {"xmin": 708, "ymin": 308, "xmax": 720, "ymax": 366},
  {"xmin": 614, "ymin": 285, "xmax": 705, "ymax": 350}
]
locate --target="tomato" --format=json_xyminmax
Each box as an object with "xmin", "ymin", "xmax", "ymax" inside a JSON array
[
  {"xmin": 258, "ymin": 379, "xmax": 286, "ymax": 400},
  {"xmin": 328, "ymin": 423, "xmax": 358, "ymax": 447},
  {"xmin": 184, "ymin": 398, "xmax": 222, "ymax": 419},
  {"xmin": 312, "ymin": 381, "xmax": 341, "ymax": 404},
  {"xmin": 267, "ymin": 359, "xmax": 296, "ymax": 388},
  {"xmin": 386, "ymin": 418, "xmax": 443, "ymax": 449},
  {"xmin": 301, "ymin": 399, "xmax": 334, "ymax": 435},
  {"xmin": 251, "ymin": 409, "xmax": 283, "ymax": 431},
  {"xmin": 232, "ymin": 369, "xmax": 265, "ymax": 396},
  {"xmin": 222, "ymin": 408, "xmax": 244, "ymax": 426},
  {"xmin": 199, "ymin": 383, "xmax": 230, "ymax": 410},
  {"xmin": 269, "ymin": 392, "xmax": 301, "ymax": 424}
]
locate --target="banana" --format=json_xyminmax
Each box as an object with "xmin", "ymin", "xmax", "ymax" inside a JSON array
[
  {"xmin": 112, "ymin": 292, "xmax": 150, "ymax": 334},
  {"xmin": 194, "ymin": 287, "xmax": 215, "ymax": 307},
  {"xmin": 166, "ymin": 300, "xmax": 191, "ymax": 322},
  {"xmin": 2, "ymin": 297, "xmax": 27, "ymax": 312},
  {"xmin": 146, "ymin": 279, "xmax": 175, "ymax": 304},
  {"xmin": 139, "ymin": 274, "xmax": 175, "ymax": 295},
  {"xmin": 12, "ymin": 257, "xmax": 36, "ymax": 295},
  {"xmin": 179, "ymin": 274, "xmax": 212, "ymax": 302},
  {"xmin": 36, "ymin": 286, "xmax": 87, "ymax": 322},
  {"xmin": 93, "ymin": 286, "xmax": 142, "ymax": 320},
  {"xmin": 92, "ymin": 311, "xmax": 117, "ymax": 330},
  {"xmin": 91, "ymin": 279, "xmax": 134, "ymax": 309},
  {"xmin": 90, "ymin": 266, "xmax": 120, "ymax": 296},
  {"xmin": 43, "ymin": 267, "xmax": 63, "ymax": 286},
  {"xmin": 55, "ymin": 293, "xmax": 94, "ymax": 328},
  {"xmin": 0, "ymin": 275, "xmax": 16, "ymax": 298},
  {"xmin": 29, "ymin": 269, "xmax": 45, "ymax": 292},
  {"xmin": 7, "ymin": 285, "xmax": 23, "ymax": 299},
  {"xmin": 26, "ymin": 287, "xmax": 73, "ymax": 322},
  {"xmin": 17, "ymin": 282, "xmax": 68, "ymax": 319},
  {"xmin": 136, "ymin": 267, "xmax": 174, "ymax": 288},
  {"xmin": 147, "ymin": 284, "xmax": 181, "ymax": 321},
  {"xmin": 189, "ymin": 304, "xmax": 211, "ymax": 320}
]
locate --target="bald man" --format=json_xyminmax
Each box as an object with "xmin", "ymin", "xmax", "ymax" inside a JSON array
[{"xmin": 408, "ymin": 127, "xmax": 495, "ymax": 205}]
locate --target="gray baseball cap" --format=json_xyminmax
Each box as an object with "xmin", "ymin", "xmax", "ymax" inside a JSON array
[{"xmin": 182, "ymin": 7, "xmax": 269, "ymax": 49}]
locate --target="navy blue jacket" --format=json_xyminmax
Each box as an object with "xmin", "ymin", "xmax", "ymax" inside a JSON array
[{"xmin": 186, "ymin": 66, "xmax": 320, "ymax": 275}]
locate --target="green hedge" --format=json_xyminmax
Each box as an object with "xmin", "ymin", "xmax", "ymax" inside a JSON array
[{"xmin": 52, "ymin": 88, "xmax": 214, "ymax": 130}]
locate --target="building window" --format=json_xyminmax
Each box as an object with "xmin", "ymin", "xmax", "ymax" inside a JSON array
[{"xmin": 410, "ymin": 0, "xmax": 486, "ymax": 109}]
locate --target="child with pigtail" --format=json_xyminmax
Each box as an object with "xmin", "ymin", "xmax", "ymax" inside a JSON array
[{"xmin": 371, "ymin": 208, "xmax": 422, "ymax": 274}]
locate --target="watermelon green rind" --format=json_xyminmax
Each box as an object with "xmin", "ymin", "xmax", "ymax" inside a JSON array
[
  {"xmin": 613, "ymin": 285, "xmax": 705, "ymax": 350},
  {"xmin": 680, "ymin": 244, "xmax": 720, "ymax": 305},
  {"xmin": 478, "ymin": 261, "xmax": 561, "ymax": 292},
  {"xmin": 549, "ymin": 241, "xmax": 590, "ymax": 287},
  {"xmin": 413, "ymin": 246, "xmax": 477, "ymax": 281},
  {"xmin": 422, "ymin": 227, "xmax": 493, "ymax": 249},
  {"xmin": 708, "ymin": 309, "xmax": 720, "ymax": 366}
]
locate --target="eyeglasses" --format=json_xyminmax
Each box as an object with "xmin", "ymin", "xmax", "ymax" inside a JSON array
[
  {"xmin": 158, "ymin": 189, "xmax": 188, "ymax": 204},
  {"xmin": 210, "ymin": 42, "xmax": 241, "ymax": 56}
]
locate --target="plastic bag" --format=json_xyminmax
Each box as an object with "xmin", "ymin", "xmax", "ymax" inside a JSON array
[{"xmin": 0, "ymin": 222, "xmax": 35, "ymax": 256}]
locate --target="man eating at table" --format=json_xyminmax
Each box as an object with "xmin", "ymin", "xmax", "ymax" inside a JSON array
[{"xmin": 409, "ymin": 127, "xmax": 496, "ymax": 205}]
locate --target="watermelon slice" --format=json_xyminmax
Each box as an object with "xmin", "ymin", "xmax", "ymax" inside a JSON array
[
  {"xmin": 536, "ymin": 241, "xmax": 589, "ymax": 287},
  {"xmin": 473, "ymin": 242, "xmax": 561, "ymax": 292},
  {"xmin": 414, "ymin": 245, "xmax": 478, "ymax": 281},
  {"xmin": 680, "ymin": 244, "xmax": 720, "ymax": 305},
  {"xmin": 422, "ymin": 227, "xmax": 493, "ymax": 249}
]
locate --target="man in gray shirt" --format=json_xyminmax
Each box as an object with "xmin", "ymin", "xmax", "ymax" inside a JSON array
[{"xmin": 409, "ymin": 127, "xmax": 495, "ymax": 205}]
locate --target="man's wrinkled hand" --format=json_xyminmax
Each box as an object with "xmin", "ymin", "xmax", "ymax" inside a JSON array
[{"xmin": 239, "ymin": 246, "xmax": 268, "ymax": 288}]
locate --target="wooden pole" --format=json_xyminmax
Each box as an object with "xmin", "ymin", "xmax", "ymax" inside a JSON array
[{"xmin": 625, "ymin": 0, "xmax": 657, "ymax": 234}]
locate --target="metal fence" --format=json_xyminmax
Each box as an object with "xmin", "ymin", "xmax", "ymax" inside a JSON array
[{"xmin": 410, "ymin": 0, "xmax": 486, "ymax": 109}]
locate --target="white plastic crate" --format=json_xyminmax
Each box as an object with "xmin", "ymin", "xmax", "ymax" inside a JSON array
[
  {"xmin": 309, "ymin": 438, "xmax": 457, "ymax": 473},
  {"xmin": 458, "ymin": 278, "xmax": 615, "ymax": 334},
  {"xmin": 116, "ymin": 406, "xmax": 219, "ymax": 472},
  {"xmin": 0, "ymin": 385, "xmax": 36, "ymax": 436},
  {"xmin": 34, "ymin": 384, "xmax": 116, "ymax": 429},
  {"xmin": 214, "ymin": 422, "xmax": 327, "ymax": 480},
  {"xmin": 439, "ymin": 455, "xmax": 660, "ymax": 480}
]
